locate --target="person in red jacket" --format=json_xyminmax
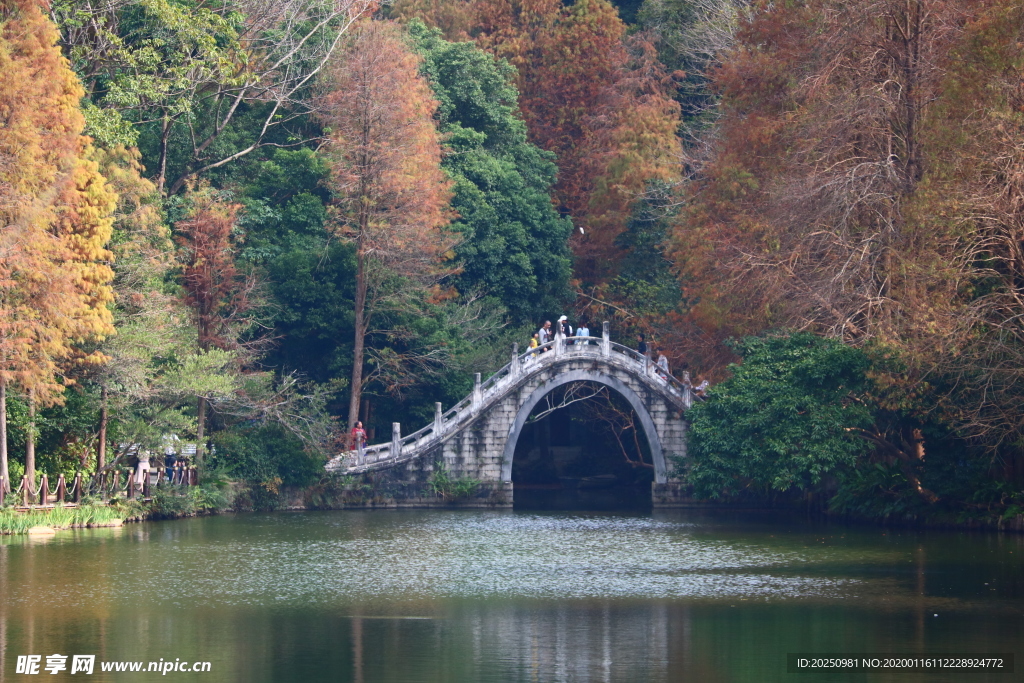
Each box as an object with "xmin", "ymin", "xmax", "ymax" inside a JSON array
[{"xmin": 350, "ymin": 421, "xmax": 367, "ymax": 451}]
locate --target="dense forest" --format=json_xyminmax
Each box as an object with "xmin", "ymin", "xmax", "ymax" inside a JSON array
[{"xmin": 1, "ymin": 0, "xmax": 1024, "ymax": 524}]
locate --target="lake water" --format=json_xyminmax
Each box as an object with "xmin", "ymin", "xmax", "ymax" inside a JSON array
[{"xmin": 1, "ymin": 509, "xmax": 1022, "ymax": 681}]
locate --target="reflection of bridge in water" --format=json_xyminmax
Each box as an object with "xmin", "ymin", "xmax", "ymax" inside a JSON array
[
  {"xmin": 346, "ymin": 603, "xmax": 683, "ymax": 682},
  {"xmin": 325, "ymin": 323, "xmax": 693, "ymax": 507}
]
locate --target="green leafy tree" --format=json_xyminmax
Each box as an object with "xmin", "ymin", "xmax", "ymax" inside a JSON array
[
  {"xmin": 53, "ymin": 0, "xmax": 377, "ymax": 195},
  {"xmin": 263, "ymin": 242, "xmax": 356, "ymax": 384},
  {"xmin": 409, "ymin": 21, "xmax": 572, "ymax": 322},
  {"xmin": 687, "ymin": 333, "xmax": 873, "ymax": 499}
]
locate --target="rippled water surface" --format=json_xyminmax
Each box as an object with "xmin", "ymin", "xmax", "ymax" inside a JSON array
[{"xmin": 2, "ymin": 509, "xmax": 1023, "ymax": 681}]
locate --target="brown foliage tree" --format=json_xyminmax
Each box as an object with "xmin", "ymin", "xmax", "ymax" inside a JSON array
[
  {"xmin": 0, "ymin": 0, "xmax": 116, "ymax": 487},
  {"xmin": 916, "ymin": 1, "xmax": 1024, "ymax": 461},
  {"xmin": 670, "ymin": 0, "xmax": 975, "ymax": 352},
  {"xmin": 667, "ymin": 0, "xmax": 1024, "ymax": 469},
  {"xmin": 175, "ymin": 189, "xmax": 261, "ymax": 461},
  {"xmin": 478, "ymin": 0, "xmax": 681, "ymax": 282},
  {"xmin": 318, "ymin": 20, "xmax": 454, "ymax": 432}
]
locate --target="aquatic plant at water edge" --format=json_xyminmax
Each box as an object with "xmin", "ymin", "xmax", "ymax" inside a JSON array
[
  {"xmin": 0, "ymin": 504, "xmax": 125, "ymax": 534},
  {"xmin": 427, "ymin": 464, "xmax": 480, "ymax": 502}
]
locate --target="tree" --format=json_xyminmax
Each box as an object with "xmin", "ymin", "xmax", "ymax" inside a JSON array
[
  {"xmin": 0, "ymin": 0, "xmax": 116, "ymax": 487},
  {"xmin": 408, "ymin": 21, "xmax": 572, "ymax": 322},
  {"xmin": 87, "ymin": 144, "xmax": 167, "ymax": 470},
  {"xmin": 577, "ymin": 33, "xmax": 682, "ymax": 282},
  {"xmin": 581, "ymin": 181, "xmax": 685, "ymax": 353},
  {"xmin": 318, "ymin": 20, "xmax": 453, "ymax": 431},
  {"xmin": 670, "ymin": 0, "xmax": 974, "ymax": 345},
  {"xmin": 388, "ymin": 0, "xmax": 477, "ymax": 39},
  {"xmin": 915, "ymin": 0, "xmax": 1024, "ymax": 464},
  {"xmin": 663, "ymin": 0, "xmax": 1024, "ymax": 457},
  {"xmin": 424, "ymin": 0, "xmax": 683, "ymax": 284},
  {"xmin": 687, "ymin": 333, "xmax": 874, "ymax": 500},
  {"xmin": 52, "ymin": 0, "xmax": 378, "ymax": 195},
  {"xmin": 175, "ymin": 188, "xmax": 263, "ymax": 462},
  {"xmin": 637, "ymin": 0, "xmax": 745, "ymax": 121}
]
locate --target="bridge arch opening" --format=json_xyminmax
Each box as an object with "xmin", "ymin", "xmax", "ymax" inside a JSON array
[{"xmin": 503, "ymin": 372, "xmax": 665, "ymax": 510}]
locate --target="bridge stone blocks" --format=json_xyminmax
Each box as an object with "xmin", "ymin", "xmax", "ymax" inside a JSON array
[{"xmin": 328, "ymin": 330, "xmax": 696, "ymax": 507}]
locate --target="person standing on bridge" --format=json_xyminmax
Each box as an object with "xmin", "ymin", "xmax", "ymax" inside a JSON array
[
  {"xmin": 637, "ymin": 333, "xmax": 648, "ymax": 356},
  {"xmin": 656, "ymin": 349, "xmax": 670, "ymax": 380},
  {"xmin": 558, "ymin": 315, "xmax": 572, "ymax": 345},
  {"xmin": 576, "ymin": 319, "xmax": 590, "ymax": 344},
  {"xmin": 350, "ymin": 421, "xmax": 367, "ymax": 452},
  {"xmin": 538, "ymin": 320, "xmax": 553, "ymax": 349}
]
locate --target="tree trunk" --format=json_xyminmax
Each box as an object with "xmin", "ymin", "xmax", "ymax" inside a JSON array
[
  {"xmin": 25, "ymin": 390, "xmax": 35, "ymax": 488},
  {"xmin": 196, "ymin": 395, "xmax": 207, "ymax": 465},
  {"xmin": 0, "ymin": 378, "xmax": 7, "ymax": 494},
  {"xmin": 347, "ymin": 234, "xmax": 367, "ymax": 431},
  {"xmin": 157, "ymin": 114, "xmax": 172, "ymax": 195},
  {"xmin": 97, "ymin": 384, "xmax": 108, "ymax": 472}
]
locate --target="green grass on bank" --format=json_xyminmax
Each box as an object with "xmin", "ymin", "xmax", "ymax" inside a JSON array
[
  {"xmin": 0, "ymin": 483, "xmax": 232, "ymax": 534},
  {"xmin": 0, "ymin": 504, "xmax": 127, "ymax": 535}
]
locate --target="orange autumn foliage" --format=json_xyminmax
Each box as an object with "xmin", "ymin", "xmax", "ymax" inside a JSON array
[
  {"xmin": 318, "ymin": 20, "xmax": 454, "ymax": 429},
  {"xmin": 0, "ymin": 0, "xmax": 116, "ymax": 403},
  {"xmin": 669, "ymin": 0, "xmax": 980, "ymax": 357},
  {"xmin": 0, "ymin": 0, "xmax": 116, "ymax": 484}
]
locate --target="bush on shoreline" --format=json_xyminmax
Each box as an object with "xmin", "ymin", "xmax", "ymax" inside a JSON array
[{"xmin": 147, "ymin": 484, "xmax": 231, "ymax": 519}]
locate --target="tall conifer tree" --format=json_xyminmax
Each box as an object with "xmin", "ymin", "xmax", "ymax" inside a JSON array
[
  {"xmin": 0, "ymin": 0, "xmax": 116, "ymax": 487},
  {"xmin": 319, "ymin": 20, "xmax": 453, "ymax": 433}
]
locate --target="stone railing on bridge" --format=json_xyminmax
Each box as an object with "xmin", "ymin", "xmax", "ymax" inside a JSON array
[{"xmin": 326, "ymin": 322, "xmax": 692, "ymax": 475}]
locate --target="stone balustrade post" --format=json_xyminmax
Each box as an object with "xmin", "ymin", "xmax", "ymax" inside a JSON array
[
  {"xmin": 555, "ymin": 330, "xmax": 563, "ymax": 356},
  {"xmin": 511, "ymin": 343, "xmax": 520, "ymax": 376},
  {"xmin": 602, "ymin": 321, "xmax": 610, "ymax": 356},
  {"xmin": 434, "ymin": 402, "xmax": 443, "ymax": 436},
  {"xmin": 392, "ymin": 422, "xmax": 401, "ymax": 458},
  {"xmin": 473, "ymin": 373, "xmax": 482, "ymax": 407}
]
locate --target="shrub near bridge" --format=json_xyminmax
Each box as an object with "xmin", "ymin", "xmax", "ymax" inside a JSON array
[
  {"xmin": 427, "ymin": 464, "xmax": 480, "ymax": 502},
  {"xmin": 686, "ymin": 333, "xmax": 874, "ymax": 501}
]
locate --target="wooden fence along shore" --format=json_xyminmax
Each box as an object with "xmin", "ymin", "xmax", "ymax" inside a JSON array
[{"xmin": 0, "ymin": 468, "xmax": 199, "ymax": 510}]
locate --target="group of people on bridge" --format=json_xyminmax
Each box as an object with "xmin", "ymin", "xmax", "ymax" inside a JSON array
[
  {"xmin": 529, "ymin": 315, "xmax": 592, "ymax": 352},
  {"xmin": 527, "ymin": 317, "xmax": 711, "ymax": 399}
]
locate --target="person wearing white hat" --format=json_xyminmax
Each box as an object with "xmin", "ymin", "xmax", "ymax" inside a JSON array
[{"xmin": 558, "ymin": 315, "xmax": 572, "ymax": 344}]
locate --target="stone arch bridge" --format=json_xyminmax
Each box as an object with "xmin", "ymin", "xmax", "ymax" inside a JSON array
[{"xmin": 325, "ymin": 324, "xmax": 693, "ymax": 507}]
